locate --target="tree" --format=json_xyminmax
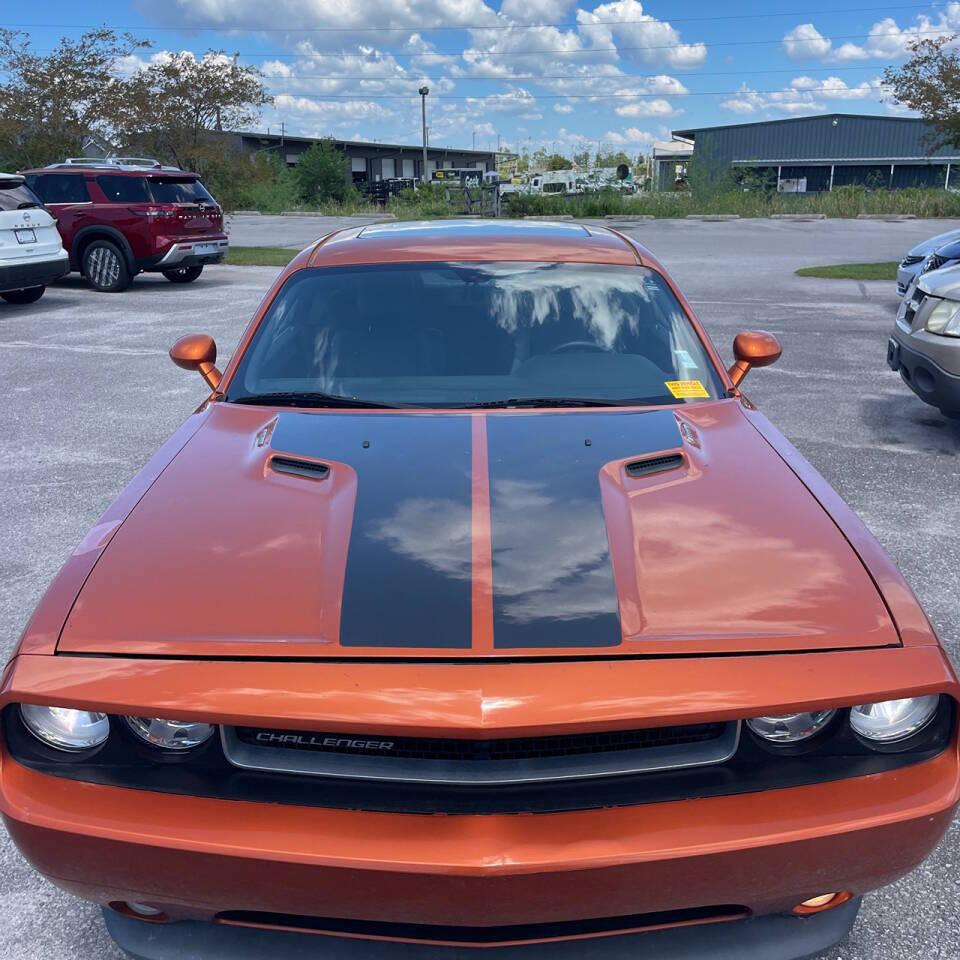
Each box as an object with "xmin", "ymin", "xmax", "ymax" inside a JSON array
[
  {"xmin": 595, "ymin": 149, "xmax": 631, "ymax": 169},
  {"xmin": 115, "ymin": 51, "xmax": 272, "ymax": 172},
  {"xmin": 545, "ymin": 153, "xmax": 572, "ymax": 170},
  {"xmin": 572, "ymin": 149, "xmax": 591, "ymax": 170},
  {"xmin": 531, "ymin": 146, "xmax": 548, "ymax": 170},
  {"xmin": 884, "ymin": 36, "xmax": 960, "ymax": 151},
  {"xmin": 0, "ymin": 28, "xmax": 148, "ymax": 169},
  {"xmin": 294, "ymin": 140, "xmax": 351, "ymax": 204}
]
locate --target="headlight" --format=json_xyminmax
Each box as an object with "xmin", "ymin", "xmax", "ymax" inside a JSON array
[
  {"xmin": 849, "ymin": 696, "xmax": 939, "ymax": 743},
  {"xmin": 124, "ymin": 716, "xmax": 215, "ymax": 751},
  {"xmin": 20, "ymin": 704, "xmax": 109, "ymax": 752},
  {"xmin": 746, "ymin": 709, "xmax": 836, "ymax": 743},
  {"xmin": 925, "ymin": 298, "xmax": 960, "ymax": 336}
]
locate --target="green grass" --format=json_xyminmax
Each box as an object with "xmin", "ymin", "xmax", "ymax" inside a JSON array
[
  {"xmin": 224, "ymin": 246, "xmax": 300, "ymax": 267},
  {"xmin": 795, "ymin": 261, "xmax": 898, "ymax": 281}
]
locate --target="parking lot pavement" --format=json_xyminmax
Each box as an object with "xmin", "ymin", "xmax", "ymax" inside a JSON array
[{"xmin": 1, "ymin": 219, "xmax": 959, "ymax": 960}]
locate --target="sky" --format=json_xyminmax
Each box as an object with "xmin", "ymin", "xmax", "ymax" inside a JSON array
[{"xmin": 17, "ymin": 1, "xmax": 960, "ymax": 157}]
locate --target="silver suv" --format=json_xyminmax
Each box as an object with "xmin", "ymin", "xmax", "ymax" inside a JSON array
[{"xmin": 888, "ymin": 266, "xmax": 960, "ymax": 419}]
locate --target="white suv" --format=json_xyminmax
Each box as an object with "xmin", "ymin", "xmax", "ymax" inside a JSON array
[{"xmin": 0, "ymin": 172, "xmax": 69, "ymax": 304}]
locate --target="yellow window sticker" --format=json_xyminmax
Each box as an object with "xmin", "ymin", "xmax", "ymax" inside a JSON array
[{"xmin": 665, "ymin": 380, "xmax": 709, "ymax": 399}]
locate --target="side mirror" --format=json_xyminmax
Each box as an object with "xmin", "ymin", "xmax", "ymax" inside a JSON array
[
  {"xmin": 728, "ymin": 330, "xmax": 782, "ymax": 387},
  {"xmin": 169, "ymin": 334, "xmax": 222, "ymax": 391}
]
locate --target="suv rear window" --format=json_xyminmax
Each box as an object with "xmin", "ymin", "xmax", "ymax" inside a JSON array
[
  {"xmin": 26, "ymin": 174, "xmax": 90, "ymax": 204},
  {"xmin": 147, "ymin": 178, "xmax": 214, "ymax": 204},
  {"xmin": 96, "ymin": 175, "xmax": 151, "ymax": 203},
  {"xmin": 0, "ymin": 180, "xmax": 43, "ymax": 211}
]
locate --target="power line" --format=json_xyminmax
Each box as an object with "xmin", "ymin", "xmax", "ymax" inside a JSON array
[
  {"xmin": 256, "ymin": 65, "xmax": 893, "ymax": 82},
  {"xmin": 47, "ymin": 28, "xmax": 944, "ymax": 59},
  {"xmin": 5, "ymin": 4, "xmax": 948, "ymax": 32},
  {"xmin": 270, "ymin": 86, "xmax": 893, "ymax": 101}
]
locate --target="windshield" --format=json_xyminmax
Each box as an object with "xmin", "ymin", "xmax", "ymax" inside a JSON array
[
  {"xmin": 148, "ymin": 178, "xmax": 215, "ymax": 204},
  {"xmin": 227, "ymin": 261, "xmax": 724, "ymax": 408}
]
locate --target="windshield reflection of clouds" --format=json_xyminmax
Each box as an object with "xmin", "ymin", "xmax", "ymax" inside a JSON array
[{"xmin": 486, "ymin": 264, "xmax": 647, "ymax": 349}]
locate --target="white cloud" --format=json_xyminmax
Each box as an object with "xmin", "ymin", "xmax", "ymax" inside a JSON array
[
  {"xmin": 720, "ymin": 76, "xmax": 885, "ymax": 116},
  {"xmin": 577, "ymin": 0, "xmax": 707, "ymax": 69},
  {"xmin": 615, "ymin": 98, "xmax": 677, "ymax": 117},
  {"xmin": 553, "ymin": 102, "xmax": 574, "ymax": 113},
  {"xmin": 784, "ymin": 5, "xmax": 960, "ymax": 63}
]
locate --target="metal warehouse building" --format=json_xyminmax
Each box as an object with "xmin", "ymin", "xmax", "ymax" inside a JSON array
[
  {"xmin": 226, "ymin": 131, "xmax": 496, "ymax": 187},
  {"xmin": 669, "ymin": 113, "xmax": 959, "ymax": 193}
]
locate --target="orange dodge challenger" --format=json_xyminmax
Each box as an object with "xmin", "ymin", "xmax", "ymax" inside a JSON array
[{"xmin": 1, "ymin": 220, "xmax": 957, "ymax": 959}]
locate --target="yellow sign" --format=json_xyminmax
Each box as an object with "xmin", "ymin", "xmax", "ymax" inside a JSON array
[{"xmin": 665, "ymin": 380, "xmax": 709, "ymax": 399}]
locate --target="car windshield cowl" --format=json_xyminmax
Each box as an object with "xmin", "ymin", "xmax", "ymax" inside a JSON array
[
  {"xmin": 229, "ymin": 391, "xmax": 401, "ymax": 409},
  {"xmin": 457, "ymin": 396, "xmax": 656, "ymax": 409}
]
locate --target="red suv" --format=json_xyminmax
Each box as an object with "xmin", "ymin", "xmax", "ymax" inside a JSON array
[{"xmin": 22, "ymin": 159, "xmax": 228, "ymax": 292}]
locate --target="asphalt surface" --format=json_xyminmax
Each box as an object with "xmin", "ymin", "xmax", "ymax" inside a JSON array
[{"xmin": 1, "ymin": 217, "xmax": 959, "ymax": 960}]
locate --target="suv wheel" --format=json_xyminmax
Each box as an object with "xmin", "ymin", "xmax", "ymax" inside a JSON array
[
  {"xmin": 83, "ymin": 240, "xmax": 131, "ymax": 292},
  {"xmin": 1, "ymin": 286, "xmax": 45, "ymax": 305},
  {"xmin": 162, "ymin": 266, "xmax": 204, "ymax": 284}
]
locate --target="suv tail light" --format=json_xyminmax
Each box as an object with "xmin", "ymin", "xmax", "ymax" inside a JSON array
[{"xmin": 129, "ymin": 204, "xmax": 176, "ymax": 218}]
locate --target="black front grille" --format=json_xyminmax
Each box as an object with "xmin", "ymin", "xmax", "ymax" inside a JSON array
[
  {"xmin": 216, "ymin": 904, "xmax": 748, "ymax": 944},
  {"xmin": 234, "ymin": 721, "xmax": 727, "ymax": 762}
]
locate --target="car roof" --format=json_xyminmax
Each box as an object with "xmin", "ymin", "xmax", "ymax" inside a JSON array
[
  {"xmin": 0, "ymin": 172, "xmax": 25, "ymax": 183},
  {"xmin": 308, "ymin": 218, "xmax": 645, "ymax": 266}
]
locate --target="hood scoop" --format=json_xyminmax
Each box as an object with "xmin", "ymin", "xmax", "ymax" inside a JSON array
[
  {"xmin": 269, "ymin": 455, "xmax": 330, "ymax": 481},
  {"xmin": 625, "ymin": 452, "xmax": 684, "ymax": 478}
]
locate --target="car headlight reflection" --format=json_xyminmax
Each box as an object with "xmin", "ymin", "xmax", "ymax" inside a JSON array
[
  {"xmin": 124, "ymin": 716, "xmax": 215, "ymax": 751},
  {"xmin": 849, "ymin": 697, "xmax": 940, "ymax": 743},
  {"xmin": 746, "ymin": 709, "xmax": 836, "ymax": 744},
  {"xmin": 924, "ymin": 298, "xmax": 960, "ymax": 336},
  {"xmin": 19, "ymin": 704, "xmax": 110, "ymax": 752}
]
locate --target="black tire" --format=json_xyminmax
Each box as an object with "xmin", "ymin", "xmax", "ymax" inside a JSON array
[
  {"xmin": 1, "ymin": 286, "xmax": 45, "ymax": 304},
  {"xmin": 162, "ymin": 265, "xmax": 203, "ymax": 284},
  {"xmin": 82, "ymin": 239, "xmax": 131, "ymax": 292}
]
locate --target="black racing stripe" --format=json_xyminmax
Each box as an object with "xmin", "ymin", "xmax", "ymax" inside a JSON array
[
  {"xmin": 486, "ymin": 410, "xmax": 682, "ymax": 648},
  {"xmin": 270, "ymin": 413, "xmax": 472, "ymax": 648}
]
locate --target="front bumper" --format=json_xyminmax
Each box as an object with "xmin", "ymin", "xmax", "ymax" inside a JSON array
[
  {"xmin": 888, "ymin": 332, "xmax": 960, "ymax": 413},
  {"xmin": 103, "ymin": 896, "xmax": 863, "ymax": 960},
  {"xmin": 0, "ymin": 250, "xmax": 69, "ymax": 292},
  {"xmin": 1, "ymin": 650, "xmax": 957, "ymax": 954}
]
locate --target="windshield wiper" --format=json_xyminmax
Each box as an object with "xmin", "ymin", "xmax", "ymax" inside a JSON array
[
  {"xmin": 460, "ymin": 397, "xmax": 640, "ymax": 409},
  {"xmin": 17, "ymin": 201, "xmax": 42, "ymax": 209},
  {"xmin": 229, "ymin": 391, "xmax": 400, "ymax": 409}
]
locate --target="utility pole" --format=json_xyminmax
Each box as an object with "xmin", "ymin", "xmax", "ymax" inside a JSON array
[
  {"xmin": 419, "ymin": 86, "xmax": 429, "ymax": 182},
  {"xmin": 472, "ymin": 129, "xmax": 476, "ymax": 151}
]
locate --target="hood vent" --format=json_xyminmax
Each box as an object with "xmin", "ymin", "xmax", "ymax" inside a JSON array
[
  {"xmin": 625, "ymin": 452, "xmax": 683, "ymax": 478},
  {"xmin": 269, "ymin": 456, "xmax": 330, "ymax": 481}
]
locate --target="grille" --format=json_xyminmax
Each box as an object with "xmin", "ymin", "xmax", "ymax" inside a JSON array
[
  {"xmin": 222, "ymin": 721, "xmax": 739, "ymax": 785},
  {"xmin": 215, "ymin": 904, "xmax": 748, "ymax": 945},
  {"xmin": 900, "ymin": 254, "xmax": 925, "ymax": 267},
  {"xmin": 921, "ymin": 253, "xmax": 948, "ymax": 274},
  {"xmin": 269, "ymin": 456, "xmax": 329, "ymax": 480},
  {"xmin": 234, "ymin": 722, "xmax": 726, "ymax": 761}
]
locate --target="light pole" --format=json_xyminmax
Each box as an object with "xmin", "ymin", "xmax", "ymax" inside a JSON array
[{"xmin": 419, "ymin": 86, "xmax": 429, "ymax": 182}]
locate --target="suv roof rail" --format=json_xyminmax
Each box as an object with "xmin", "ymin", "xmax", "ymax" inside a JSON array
[{"xmin": 48, "ymin": 157, "xmax": 185, "ymax": 173}]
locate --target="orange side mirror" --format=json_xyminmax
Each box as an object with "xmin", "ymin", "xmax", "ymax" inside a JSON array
[
  {"xmin": 170, "ymin": 334, "xmax": 222, "ymax": 391},
  {"xmin": 728, "ymin": 330, "xmax": 782, "ymax": 387}
]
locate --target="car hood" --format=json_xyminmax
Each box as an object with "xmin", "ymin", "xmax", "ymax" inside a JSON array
[
  {"xmin": 918, "ymin": 261, "xmax": 960, "ymax": 299},
  {"xmin": 908, "ymin": 228, "xmax": 960, "ymax": 259},
  {"xmin": 58, "ymin": 401, "xmax": 897, "ymax": 658}
]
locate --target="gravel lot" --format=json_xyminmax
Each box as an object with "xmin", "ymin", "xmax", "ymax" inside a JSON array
[{"xmin": 1, "ymin": 217, "xmax": 958, "ymax": 959}]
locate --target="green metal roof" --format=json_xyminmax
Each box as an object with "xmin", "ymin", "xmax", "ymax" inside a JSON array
[{"xmin": 673, "ymin": 114, "xmax": 957, "ymax": 163}]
